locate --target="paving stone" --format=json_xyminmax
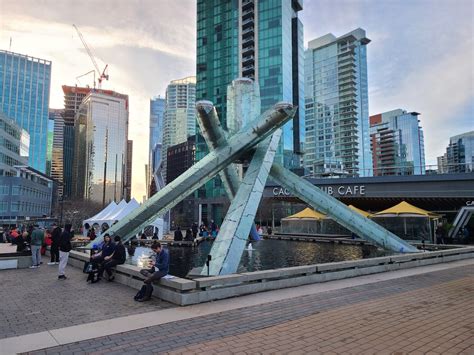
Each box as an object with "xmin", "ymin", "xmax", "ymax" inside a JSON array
[
  {"xmin": 17, "ymin": 264, "xmax": 474, "ymax": 355},
  {"xmin": 0, "ymin": 261, "xmax": 174, "ymax": 340}
]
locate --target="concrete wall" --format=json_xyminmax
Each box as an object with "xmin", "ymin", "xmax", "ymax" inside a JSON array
[{"xmin": 66, "ymin": 246, "xmax": 474, "ymax": 306}]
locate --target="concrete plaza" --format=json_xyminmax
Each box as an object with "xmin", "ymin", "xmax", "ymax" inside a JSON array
[{"xmin": 0, "ymin": 258, "xmax": 472, "ymax": 354}]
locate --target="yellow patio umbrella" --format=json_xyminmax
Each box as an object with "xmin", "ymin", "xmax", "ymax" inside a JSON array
[
  {"xmin": 283, "ymin": 207, "xmax": 327, "ymax": 220},
  {"xmin": 348, "ymin": 205, "xmax": 373, "ymax": 218},
  {"xmin": 375, "ymin": 201, "xmax": 441, "ymax": 218}
]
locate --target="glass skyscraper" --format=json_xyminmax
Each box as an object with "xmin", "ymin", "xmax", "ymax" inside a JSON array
[
  {"xmin": 149, "ymin": 96, "xmax": 166, "ymax": 193},
  {"xmin": 72, "ymin": 91, "xmax": 129, "ymax": 205},
  {"xmin": 196, "ymin": 0, "xmax": 304, "ymax": 200},
  {"xmin": 442, "ymin": 131, "xmax": 474, "ymax": 173},
  {"xmin": 162, "ymin": 76, "xmax": 196, "ymax": 183},
  {"xmin": 370, "ymin": 109, "xmax": 425, "ymax": 176},
  {"xmin": 62, "ymin": 85, "xmax": 91, "ymax": 198},
  {"xmin": 304, "ymin": 29, "xmax": 372, "ymax": 177},
  {"xmin": 0, "ymin": 50, "xmax": 52, "ymax": 173}
]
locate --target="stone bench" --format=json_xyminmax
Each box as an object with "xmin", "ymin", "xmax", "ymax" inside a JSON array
[{"xmin": 65, "ymin": 246, "xmax": 474, "ymax": 306}]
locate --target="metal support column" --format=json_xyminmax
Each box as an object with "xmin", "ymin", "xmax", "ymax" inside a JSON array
[
  {"xmin": 196, "ymin": 101, "xmax": 260, "ymax": 240},
  {"xmin": 87, "ymin": 103, "xmax": 295, "ymax": 247},
  {"xmin": 270, "ymin": 163, "xmax": 419, "ymax": 253},
  {"xmin": 202, "ymin": 131, "xmax": 282, "ymax": 275}
]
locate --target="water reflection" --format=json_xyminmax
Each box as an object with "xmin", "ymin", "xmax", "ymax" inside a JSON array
[{"xmin": 127, "ymin": 239, "xmax": 390, "ymax": 278}]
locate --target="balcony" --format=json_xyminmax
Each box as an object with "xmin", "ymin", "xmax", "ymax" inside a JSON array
[{"xmin": 242, "ymin": 36, "xmax": 255, "ymax": 46}]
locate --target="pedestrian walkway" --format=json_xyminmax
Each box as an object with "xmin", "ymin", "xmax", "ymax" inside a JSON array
[
  {"xmin": 0, "ymin": 260, "xmax": 174, "ymax": 340},
  {"xmin": 0, "ymin": 259, "xmax": 469, "ymax": 354}
]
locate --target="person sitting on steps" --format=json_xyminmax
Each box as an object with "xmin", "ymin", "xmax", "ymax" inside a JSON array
[
  {"xmin": 98, "ymin": 235, "xmax": 126, "ymax": 281},
  {"xmin": 137, "ymin": 241, "xmax": 169, "ymax": 302}
]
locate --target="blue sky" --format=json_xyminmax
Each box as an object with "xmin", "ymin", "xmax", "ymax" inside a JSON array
[{"xmin": 1, "ymin": 0, "xmax": 473, "ymax": 198}]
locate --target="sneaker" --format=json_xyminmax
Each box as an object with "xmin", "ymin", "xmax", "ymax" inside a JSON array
[
  {"xmin": 55, "ymin": 262, "xmax": 60, "ymax": 265},
  {"xmin": 29, "ymin": 265, "xmax": 37, "ymax": 269},
  {"xmin": 47, "ymin": 262, "xmax": 55, "ymax": 265},
  {"xmin": 58, "ymin": 275, "xmax": 67, "ymax": 280}
]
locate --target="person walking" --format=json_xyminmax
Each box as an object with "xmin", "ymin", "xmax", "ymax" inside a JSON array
[
  {"xmin": 30, "ymin": 225, "xmax": 44, "ymax": 269},
  {"xmin": 48, "ymin": 223, "xmax": 61, "ymax": 265},
  {"xmin": 58, "ymin": 224, "xmax": 73, "ymax": 280}
]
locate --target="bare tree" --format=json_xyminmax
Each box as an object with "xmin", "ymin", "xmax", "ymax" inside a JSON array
[{"xmin": 60, "ymin": 198, "xmax": 103, "ymax": 230}]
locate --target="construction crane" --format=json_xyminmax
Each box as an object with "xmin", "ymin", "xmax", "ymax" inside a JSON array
[{"xmin": 73, "ymin": 24, "xmax": 109, "ymax": 89}]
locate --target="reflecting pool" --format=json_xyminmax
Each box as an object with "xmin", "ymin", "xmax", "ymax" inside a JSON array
[{"xmin": 127, "ymin": 239, "xmax": 391, "ymax": 278}]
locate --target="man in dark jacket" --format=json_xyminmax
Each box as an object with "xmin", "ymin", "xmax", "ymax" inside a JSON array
[
  {"xmin": 137, "ymin": 241, "xmax": 169, "ymax": 302},
  {"xmin": 48, "ymin": 223, "xmax": 61, "ymax": 265},
  {"xmin": 58, "ymin": 224, "xmax": 73, "ymax": 280},
  {"xmin": 173, "ymin": 227, "xmax": 183, "ymax": 241},
  {"xmin": 98, "ymin": 235, "xmax": 126, "ymax": 281}
]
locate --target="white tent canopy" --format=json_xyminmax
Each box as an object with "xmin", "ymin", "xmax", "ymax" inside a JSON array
[
  {"xmin": 83, "ymin": 199, "xmax": 165, "ymax": 239},
  {"xmin": 83, "ymin": 201, "xmax": 117, "ymax": 227},
  {"xmin": 83, "ymin": 199, "xmax": 139, "ymax": 229}
]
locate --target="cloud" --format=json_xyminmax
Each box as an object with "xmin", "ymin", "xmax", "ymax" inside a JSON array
[
  {"xmin": 303, "ymin": 0, "xmax": 474, "ymax": 165},
  {"xmin": 0, "ymin": 0, "xmax": 197, "ymax": 200}
]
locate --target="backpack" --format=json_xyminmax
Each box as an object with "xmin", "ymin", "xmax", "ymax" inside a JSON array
[
  {"xmin": 134, "ymin": 285, "xmax": 147, "ymax": 301},
  {"xmin": 87, "ymin": 270, "xmax": 99, "ymax": 283}
]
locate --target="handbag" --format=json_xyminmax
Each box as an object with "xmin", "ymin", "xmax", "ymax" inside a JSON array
[{"xmin": 83, "ymin": 261, "xmax": 93, "ymax": 273}]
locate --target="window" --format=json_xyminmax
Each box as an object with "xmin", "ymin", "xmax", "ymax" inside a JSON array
[{"xmin": 0, "ymin": 185, "xmax": 9, "ymax": 195}]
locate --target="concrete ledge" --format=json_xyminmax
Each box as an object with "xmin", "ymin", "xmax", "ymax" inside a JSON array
[{"xmin": 65, "ymin": 246, "xmax": 474, "ymax": 306}]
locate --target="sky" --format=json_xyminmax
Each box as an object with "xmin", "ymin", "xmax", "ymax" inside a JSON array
[{"xmin": 1, "ymin": 0, "xmax": 473, "ymax": 200}]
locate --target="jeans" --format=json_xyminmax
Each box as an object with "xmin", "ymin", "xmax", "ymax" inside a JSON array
[
  {"xmin": 99, "ymin": 259, "xmax": 122, "ymax": 278},
  {"xmin": 50, "ymin": 244, "xmax": 59, "ymax": 263},
  {"xmin": 139, "ymin": 269, "xmax": 167, "ymax": 300},
  {"xmin": 31, "ymin": 245, "xmax": 41, "ymax": 266},
  {"xmin": 59, "ymin": 251, "xmax": 69, "ymax": 276}
]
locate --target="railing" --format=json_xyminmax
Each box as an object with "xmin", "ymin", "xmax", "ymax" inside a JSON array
[{"xmin": 304, "ymin": 163, "xmax": 474, "ymax": 178}]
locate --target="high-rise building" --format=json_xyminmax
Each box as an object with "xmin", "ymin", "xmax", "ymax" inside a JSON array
[
  {"xmin": 304, "ymin": 29, "xmax": 372, "ymax": 177},
  {"xmin": 49, "ymin": 109, "xmax": 65, "ymax": 196},
  {"xmin": 0, "ymin": 112, "xmax": 29, "ymax": 175},
  {"xmin": 0, "ymin": 50, "xmax": 51, "ymax": 173},
  {"xmin": 166, "ymin": 135, "xmax": 196, "ymax": 228},
  {"xmin": 370, "ymin": 109, "xmax": 425, "ymax": 176},
  {"xmin": 124, "ymin": 140, "xmax": 133, "ymax": 201},
  {"xmin": 440, "ymin": 131, "xmax": 474, "ymax": 173},
  {"xmin": 62, "ymin": 85, "xmax": 91, "ymax": 198},
  {"xmin": 162, "ymin": 76, "xmax": 196, "ymax": 182},
  {"xmin": 72, "ymin": 91, "xmax": 129, "ymax": 205},
  {"xmin": 196, "ymin": 0, "xmax": 305, "ymax": 198},
  {"xmin": 47, "ymin": 109, "xmax": 62, "ymax": 177},
  {"xmin": 0, "ymin": 114, "xmax": 51, "ymax": 222},
  {"xmin": 437, "ymin": 154, "xmax": 448, "ymax": 174},
  {"xmin": 149, "ymin": 96, "xmax": 166, "ymax": 195}
]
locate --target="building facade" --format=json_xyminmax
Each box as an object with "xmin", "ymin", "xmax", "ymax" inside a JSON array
[
  {"xmin": 0, "ymin": 166, "xmax": 53, "ymax": 223},
  {"xmin": 304, "ymin": 29, "xmax": 372, "ymax": 177},
  {"xmin": 196, "ymin": 0, "xmax": 305, "ymax": 201},
  {"xmin": 0, "ymin": 112, "xmax": 29, "ymax": 176},
  {"xmin": 442, "ymin": 131, "xmax": 474, "ymax": 173},
  {"xmin": 72, "ymin": 91, "xmax": 129, "ymax": 205},
  {"xmin": 0, "ymin": 50, "xmax": 52, "ymax": 173},
  {"xmin": 370, "ymin": 109, "xmax": 425, "ymax": 176},
  {"xmin": 166, "ymin": 135, "xmax": 196, "ymax": 228},
  {"xmin": 124, "ymin": 140, "xmax": 133, "ymax": 201},
  {"xmin": 0, "ymin": 113, "xmax": 51, "ymax": 221},
  {"xmin": 149, "ymin": 96, "xmax": 166, "ymax": 195},
  {"xmin": 162, "ymin": 76, "xmax": 196, "ymax": 182},
  {"xmin": 61, "ymin": 86, "xmax": 91, "ymax": 198},
  {"xmin": 49, "ymin": 109, "xmax": 65, "ymax": 197}
]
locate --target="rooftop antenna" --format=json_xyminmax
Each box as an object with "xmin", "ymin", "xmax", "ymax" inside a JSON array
[{"xmin": 9, "ymin": 37, "xmax": 12, "ymax": 51}]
